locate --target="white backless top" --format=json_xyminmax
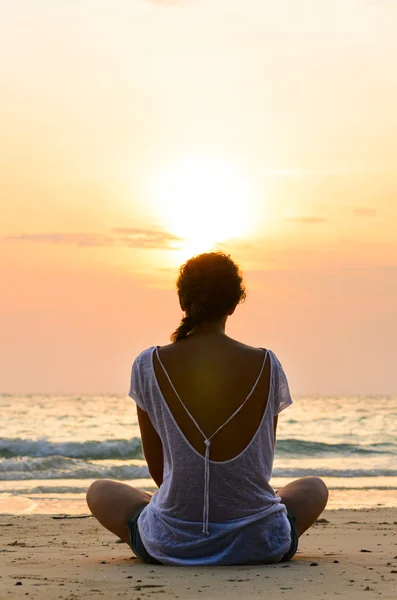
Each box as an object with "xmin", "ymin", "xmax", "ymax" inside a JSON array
[{"xmin": 129, "ymin": 346, "xmax": 293, "ymax": 566}]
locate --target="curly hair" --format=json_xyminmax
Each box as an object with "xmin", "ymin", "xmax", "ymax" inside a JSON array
[{"xmin": 171, "ymin": 251, "xmax": 246, "ymax": 342}]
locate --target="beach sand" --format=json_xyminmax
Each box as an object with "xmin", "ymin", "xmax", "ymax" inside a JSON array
[{"xmin": 1, "ymin": 510, "xmax": 396, "ymax": 600}]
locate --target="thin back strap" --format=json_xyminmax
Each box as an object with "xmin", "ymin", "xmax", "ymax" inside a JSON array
[
  {"xmin": 154, "ymin": 346, "xmax": 268, "ymax": 536},
  {"xmin": 154, "ymin": 346, "xmax": 268, "ymax": 442},
  {"xmin": 155, "ymin": 347, "xmax": 208, "ymax": 441},
  {"xmin": 205, "ymin": 349, "xmax": 268, "ymax": 442}
]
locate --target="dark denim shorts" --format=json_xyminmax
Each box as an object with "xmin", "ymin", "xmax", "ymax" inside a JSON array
[
  {"xmin": 280, "ymin": 507, "xmax": 299, "ymax": 561},
  {"xmin": 127, "ymin": 504, "xmax": 162, "ymax": 565},
  {"xmin": 127, "ymin": 505, "xmax": 299, "ymax": 565}
]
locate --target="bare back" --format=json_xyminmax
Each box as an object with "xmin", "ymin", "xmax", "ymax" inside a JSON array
[{"xmin": 153, "ymin": 334, "xmax": 271, "ymax": 461}]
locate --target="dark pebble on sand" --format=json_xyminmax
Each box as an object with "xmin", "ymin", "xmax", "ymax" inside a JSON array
[
  {"xmin": 391, "ymin": 570, "xmax": 397, "ymax": 573},
  {"xmin": 15, "ymin": 582, "xmax": 22, "ymax": 586},
  {"xmin": 310, "ymin": 562, "xmax": 319, "ymax": 566},
  {"xmin": 100, "ymin": 561, "xmax": 107, "ymax": 564},
  {"xmin": 134, "ymin": 584, "xmax": 164, "ymax": 590},
  {"xmin": 316, "ymin": 518, "xmax": 330, "ymax": 524},
  {"xmin": 360, "ymin": 549, "xmax": 372, "ymax": 553},
  {"xmin": 333, "ymin": 560, "xmax": 339, "ymax": 563}
]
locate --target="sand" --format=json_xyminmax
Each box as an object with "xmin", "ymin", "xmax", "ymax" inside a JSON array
[{"xmin": 1, "ymin": 509, "xmax": 396, "ymax": 600}]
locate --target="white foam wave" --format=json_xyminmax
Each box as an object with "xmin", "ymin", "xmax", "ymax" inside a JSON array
[
  {"xmin": 0, "ymin": 437, "xmax": 142, "ymax": 459},
  {"xmin": 0, "ymin": 456, "xmax": 149, "ymax": 480}
]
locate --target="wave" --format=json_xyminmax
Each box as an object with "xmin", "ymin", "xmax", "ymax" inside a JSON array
[
  {"xmin": 0, "ymin": 456, "xmax": 149, "ymax": 480},
  {"xmin": 276, "ymin": 439, "xmax": 397, "ymax": 456},
  {"xmin": 1, "ymin": 455, "xmax": 397, "ymax": 480},
  {"xmin": 6, "ymin": 485, "xmax": 98, "ymax": 494},
  {"xmin": 272, "ymin": 468, "xmax": 397, "ymax": 478},
  {"xmin": 0, "ymin": 437, "xmax": 143, "ymax": 460},
  {"xmin": 1, "ymin": 437, "xmax": 396, "ymax": 461}
]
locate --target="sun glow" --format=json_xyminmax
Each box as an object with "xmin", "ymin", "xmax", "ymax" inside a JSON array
[{"xmin": 151, "ymin": 157, "xmax": 257, "ymax": 256}]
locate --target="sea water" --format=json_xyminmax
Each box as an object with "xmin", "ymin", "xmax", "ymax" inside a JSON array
[{"xmin": 1, "ymin": 394, "xmax": 396, "ymax": 514}]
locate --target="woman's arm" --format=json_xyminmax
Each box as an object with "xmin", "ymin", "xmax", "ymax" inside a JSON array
[
  {"xmin": 273, "ymin": 415, "xmax": 278, "ymax": 446},
  {"xmin": 137, "ymin": 406, "xmax": 164, "ymax": 488}
]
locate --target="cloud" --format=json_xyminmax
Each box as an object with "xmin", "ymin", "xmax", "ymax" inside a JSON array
[
  {"xmin": 3, "ymin": 233, "xmax": 115, "ymax": 246},
  {"xmin": 260, "ymin": 167, "xmax": 392, "ymax": 178},
  {"xmin": 260, "ymin": 168, "xmax": 341, "ymax": 177},
  {"xmin": 111, "ymin": 227, "xmax": 183, "ymax": 249},
  {"xmin": 283, "ymin": 217, "xmax": 328, "ymax": 224},
  {"xmin": 353, "ymin": 208, "xmax": 377, "ymax": 217},
  {"xmin": 2, "ymin": 228, "xmax": 184, "ymax": 250}
]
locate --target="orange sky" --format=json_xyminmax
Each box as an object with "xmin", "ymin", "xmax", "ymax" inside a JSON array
[{"xmin": 1, "ymin": 0, "xmax": 396, "ymax": 394}]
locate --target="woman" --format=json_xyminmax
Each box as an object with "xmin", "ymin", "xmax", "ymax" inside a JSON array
[{"xmin": 87, "ymin": 251, "xmax": 328, "ymax": 565}]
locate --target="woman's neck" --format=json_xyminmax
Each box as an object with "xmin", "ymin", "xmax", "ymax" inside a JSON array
[{"xmin": 189, "ymin": 318, "xmax": 227, "ymax": 337}]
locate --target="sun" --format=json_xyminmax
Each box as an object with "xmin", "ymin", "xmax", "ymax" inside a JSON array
[{"xmin": 150, "ymin": 157, "xmax": 256, "ymax": 256}]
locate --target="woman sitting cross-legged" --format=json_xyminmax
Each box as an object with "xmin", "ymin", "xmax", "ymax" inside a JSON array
[{"xmin": 86, "ymin": 251, "xmax": 328, "ymax": 565}]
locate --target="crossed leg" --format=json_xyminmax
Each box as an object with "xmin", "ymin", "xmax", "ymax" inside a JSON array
[
  {"xmin": 276, "ymin": 476, "xmax": 329, "ymax": 536},
  {"xmin": 86, "ymin": 480, "xmax": 151, "ymax": 545},
  {"xmin": 86, "ymin": 476, "xmax": 329, "ymax": 548}
]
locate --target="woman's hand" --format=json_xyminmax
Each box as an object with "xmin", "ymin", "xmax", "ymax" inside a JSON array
[{"xmin": 137, "ymin": 406, "xmax": 164, "ymax": 488}]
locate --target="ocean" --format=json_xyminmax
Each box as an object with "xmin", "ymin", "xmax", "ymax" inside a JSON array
[{"xmin": 1, "ymin": 394, "xmax": 396, "ymax": 514}]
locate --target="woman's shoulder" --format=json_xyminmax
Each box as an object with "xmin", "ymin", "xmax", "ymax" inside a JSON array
[
  {"xmin": 132, "ymin": 346, "xmax": 157, "ymax": 371},
  {"xmin": 228, "ymin": 338, "xmax": 279, "ymax": 362}
]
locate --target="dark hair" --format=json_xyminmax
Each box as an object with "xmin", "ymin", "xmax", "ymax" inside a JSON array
[{"xmin": 171, "ymin": 251, "xmax": 246, "ymax": 342}]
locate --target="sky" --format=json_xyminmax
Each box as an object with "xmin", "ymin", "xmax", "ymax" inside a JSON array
[{"xmin": 1, "ymin": 0, "xmax": 396, "ymax": 395}]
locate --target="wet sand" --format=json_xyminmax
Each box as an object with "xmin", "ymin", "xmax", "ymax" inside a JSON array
[{"xmin": 1, "ymin": 509, "xmax": 396, "ymax": 599}]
